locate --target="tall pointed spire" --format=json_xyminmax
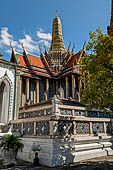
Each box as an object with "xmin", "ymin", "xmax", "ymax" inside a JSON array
[
  {"xmin": 49, "ymin": 11, "xmax": 66, "ymax": 54},
  {"xmin": 107, "ymin": 0, "xmax": 113, "ymax": 35}
]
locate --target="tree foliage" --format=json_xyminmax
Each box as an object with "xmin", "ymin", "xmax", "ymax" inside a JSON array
[{"xmin": 81, "ymin": 28, "xmax": 113, "ymax": 113}]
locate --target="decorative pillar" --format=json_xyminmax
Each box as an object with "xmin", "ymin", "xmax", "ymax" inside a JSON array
[
  {"xmin": 26, "ymin": 78, "xmax": 29, "ymax": 102},
  {"xmin": 72, "ymin": 75, "xmax": 76, "ymax": 99},
  {"xmin": 36, "ymin": 80, "xmax": 39, "ymax": 103},
  {"xmin": 65, "ymin": 77, "xmax": 69, "ymax": 98},
  {"xmin": 52, "ymin": 95, "xmax": 60, "ymax": 115},
  {"xmin": 79, "ymin": 79, "xmax": 82, "ymax": 101},
  {"xmin": 50, "ymin": 121, "xmax": 54, "ymax": 137},
  {"xmin": 90, "ymin": 122, "xmax": 93, "ymax": 135},
  {"xmin": 33, "ymin": 89, "xmax": 36, "ymax": 104},
  {"xmin": 46, "ymin": 79, "xmax": 49, "ymax": 100},
  {"xmin": 20, "ymin": 77, "xmax": 23, "ymax": 106},
  {"xmin": 104, "ymin": 122, "xmax": 107, "ymax": 134},
  {"xmin": 34, "ymin": 122, "xmax": 36, "ymax": 135},
  {"xmin": 14, "ymin": 69, "xmax": 21, "ymax": 120},
  {"xmin": 73, "ymin": 121, "xmax": 76, "ymax": 135}
]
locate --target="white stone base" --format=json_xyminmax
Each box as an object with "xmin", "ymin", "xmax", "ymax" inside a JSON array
[{"xmin": 16, "ymin": 136, "xmax": 113, "ymax": 167}]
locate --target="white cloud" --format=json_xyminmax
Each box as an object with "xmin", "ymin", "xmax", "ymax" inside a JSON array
[
  {"xmin": 0, "ymin": 27, "xmax": 51, "ymax": 55},
  {"xmin": 38, "ymin": 39, "xmax": 50, "ymax": 47},
  {"xmin": 37, "ymin": 29, "xmax": 52, "ymax": 40},
  {"xmin": 19, "ymin": 35, "xmax": 38, "ymax": 53},
  {"xmin": 0, "ymin": 27, "xmax": 18, "ymax": 47}
]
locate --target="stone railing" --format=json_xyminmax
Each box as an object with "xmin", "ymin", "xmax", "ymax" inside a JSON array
[
  {"xmin": 15, "ymin": 96, "xmax": 112, "ymax": 138},
  {"xmin": 19, "ymin": 108, "xmax": 52, "ymax": 119},
  {"xmin": 11, "ymin": 116, "xmax": 112, "ymax": 138}
]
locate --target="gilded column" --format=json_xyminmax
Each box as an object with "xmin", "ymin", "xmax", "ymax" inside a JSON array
[
  {"xmin": 65, "ymin": 77, "xmax": 69, "ymax": 98},
  {"xmin": 20, "ymin": 77, "xmax": 23, "ymax": 106},
  {"xmin": 26, "ymin": 78, "xmax": 29, "ymax": 102},
  {"xmin": 72, "ymin": 75, "xmax": 76, "ymax": 99},
  {"xmin": 79, "ymin": 79, "xmax": 82, "ymax": 101},
  {"xmin": 46, "ymin": 79, "xmax": 49, "ymax": 100},
  {"xmin": 36, "ymin": 79, "xmax": 39, "ymax": 103},
  {"xmin": 34, "ymin": 88, "xmax": 36, "ymax": 104}
]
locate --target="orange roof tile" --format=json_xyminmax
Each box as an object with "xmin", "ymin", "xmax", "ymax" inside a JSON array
[
  {"xmin": 28, "ymin": 55, "xmax": 45, "ymax": 68},
  {"xmin": 67, "ymin": 53, "xmax": 80, "ymax": 67},
  {"xmin": 17, "ymin": 55, "xmax": 26, "ymax": 66}
]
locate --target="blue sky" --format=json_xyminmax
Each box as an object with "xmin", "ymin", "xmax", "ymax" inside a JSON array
[{"xmin": 0, "ymin": 0, "xmax": 111, "ymax": 60}]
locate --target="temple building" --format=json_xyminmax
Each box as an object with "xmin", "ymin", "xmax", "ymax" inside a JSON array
[
  {"xmin": 10, "ymin": 11, "xmax": 84, "ymax": 109},
  {"xmin": 0, "ymin": 2, "xmax": 113, "ymax": 167}
]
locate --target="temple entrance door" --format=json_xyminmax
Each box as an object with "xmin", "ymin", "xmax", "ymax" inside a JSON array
[{"xmin": 0, "ymin": 79, "xmax": 10, "ymax": 124}]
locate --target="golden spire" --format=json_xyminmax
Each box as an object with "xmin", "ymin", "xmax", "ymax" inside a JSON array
[
  {"xmin": 56, "ymin": 10, "xmax": 58, "ymax": 18},
  {"xmin": 108, "ymin": 0, "xmax": 113, "ymax": 35},
  {"xmin": 49, "ymin": 11, "xmax": 66, "ymax": 54}
]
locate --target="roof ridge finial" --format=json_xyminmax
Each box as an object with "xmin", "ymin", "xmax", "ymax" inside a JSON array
[
  {"xmin": 10, "ymin": 41, "xmax": 15, "ymax": 53},
  {"xmin": 22, "ymin": 42, "xmax": 24, "ymax": 49},
  {"xmin": 56, "ymin": 10, "xmax": 58, "ymax": 17},
  {"xmin": 0, "ymin": 48, "xmax": 3, "ymax": 58},
  {"xmin": 10, "ymin": 41, "xmax": 13, "ymax": 49}
]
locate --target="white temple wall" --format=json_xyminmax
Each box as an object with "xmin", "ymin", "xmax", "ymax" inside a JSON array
[
  {"xmin": 17, "ymin": 136, "xmax": 113, "ymax": 167},
  {"xmin": 0, "ymin": 67, "xmax": 15, "ymax": 123}
]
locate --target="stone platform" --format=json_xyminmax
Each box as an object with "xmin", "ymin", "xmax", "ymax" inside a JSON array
[
  {"xmin": 1, "ymin": 155, "xmax": 113, "ymax": 170},
  {"xmin": 10, "ymin": 97, "xmax": 113, "ymax": 167},
  {"xmin": 16, "ymin": 135, "xmax": 113, "ymax": 167}
]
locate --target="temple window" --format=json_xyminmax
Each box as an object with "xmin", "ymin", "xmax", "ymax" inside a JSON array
[
  {"xmin": 75, "ymin": 76, "xmax": 79, "ymax": 92},
  {"xmin": 61, "ymin": 79, "xmax": 66, "ymax": 98},
  {"xmin": 39, "ymin": 79, "xmax": 45, "ymax": 102},
  {"xmin": 68, "ymin": 76, "xmax": 72, "ymax": 97},
  {"xmin": 49, "ymin": 80, "xmax": 53, "ymax": 98}
]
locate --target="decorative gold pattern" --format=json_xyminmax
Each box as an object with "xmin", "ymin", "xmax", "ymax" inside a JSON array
[{"xmin": 49, "ymin": 12, "xmax": 66, "ymax": 54}]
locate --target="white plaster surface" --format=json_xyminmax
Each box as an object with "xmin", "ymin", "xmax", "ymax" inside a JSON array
[
  {"xmin": 16, "ymin": 136, "xmax": 113, "ymax": 167},
  {"xmin": 0, "ymin": 67, "xmax": 15, "ymax": 122}
]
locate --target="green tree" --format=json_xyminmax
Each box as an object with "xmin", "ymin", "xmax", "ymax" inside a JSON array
[{"xmin": 81, "ymin": 28, "xmax": 113, "ymax": 113}]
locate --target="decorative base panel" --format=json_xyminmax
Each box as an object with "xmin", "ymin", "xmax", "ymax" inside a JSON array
[{"xmin": 16, "ymin": 136, "xmax": 113, "ymax": 167}]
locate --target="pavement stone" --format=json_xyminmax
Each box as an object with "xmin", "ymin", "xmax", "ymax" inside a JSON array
[{"xmin": 0, "ymin": 155, "xmax": 113, "ymax": 170}]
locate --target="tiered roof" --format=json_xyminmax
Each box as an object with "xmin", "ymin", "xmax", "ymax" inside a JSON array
[
  {"xmin": 10, "ymin": 46, "xmax": 85, "ymax": 79},
  {"xmin": 10, "ymin": 12, "xmax": 85, "ymax": 79}
]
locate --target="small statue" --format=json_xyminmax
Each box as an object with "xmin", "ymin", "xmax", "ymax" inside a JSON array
[
  {"xmin": 75, "ymin": 90, "xmax": 80, "ymax": 102},
  {"xmin": 58, "ymin": 86, "xmax": 64, "ymax": 99},
  {"xmin": 34, "ymin": 152, "xmax": 39, "ymax": 166}
]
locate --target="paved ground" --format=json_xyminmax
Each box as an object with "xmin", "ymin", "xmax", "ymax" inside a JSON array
[{"xmin": 1, "ymin": 155, "xmax": 113, "ymax": 170}]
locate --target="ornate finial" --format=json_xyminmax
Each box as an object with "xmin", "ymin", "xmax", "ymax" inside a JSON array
[
  {"xmin": 72, "ymin": 42, "xmax": 75, "ymax": 50},
  {"xmin": 56, "ymin": 10, "xmax": 58, "ymax": 17},
  {"xmin": 39, "ymin": 45, "xmax": 42, "ymax": 53},
  {"xmin": 0, "ymin": 48, "xmax": 3, "ymax": 58},
  {"xmin": 68, "ymin": 42, "xmax": 71, "ymax": 49},
  {"xmin": 83, "ymin": 40, "xmax": 86, "ymax": 49},
  {"xmin": 10, "ymin": 41, "xmax": 13, "ymax": 48},
  {"xmin": 22, "ymin": 42, "xmax": 24, "ymax": 49}
]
